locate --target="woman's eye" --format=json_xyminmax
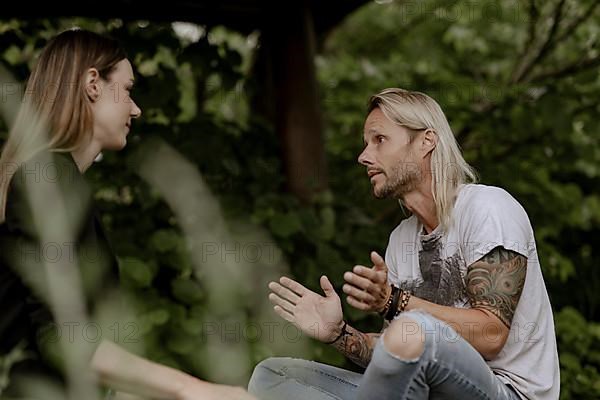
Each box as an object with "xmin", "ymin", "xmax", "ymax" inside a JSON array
[{"xmin": 376, "ymin": 135, "xmax": 385, "ymax": 143}]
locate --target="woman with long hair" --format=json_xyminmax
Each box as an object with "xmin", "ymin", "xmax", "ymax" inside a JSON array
[{"xmin": 0, "ymin": 28, "xmax": 254, "ymax": 400}]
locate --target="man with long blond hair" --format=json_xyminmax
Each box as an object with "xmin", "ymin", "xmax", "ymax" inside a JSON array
[{"xmin": 251, "ymin": 88, "xmax": 559, "ymax": 399}]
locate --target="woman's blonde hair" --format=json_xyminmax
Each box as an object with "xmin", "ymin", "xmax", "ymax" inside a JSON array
[
  {"xmin": 367, "ymin": 88, "xmax": 478, "ymax": 232},
  {"xmin": 0, "ymin": 29, "xmax": 127, "ymax": 222}
]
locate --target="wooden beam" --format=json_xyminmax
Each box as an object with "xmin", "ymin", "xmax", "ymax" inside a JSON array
[
  {"xmin": 4, "ymin": 0, "xmax": 369, "ymax": 35},
  {"xmin": 257, "ymin": 1, "xmax": 329, "ymax": 201}
]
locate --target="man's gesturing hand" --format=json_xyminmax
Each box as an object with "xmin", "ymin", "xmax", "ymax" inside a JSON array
[
  {"xmin": 343, "ymin": 251, "xmax": 392, "ymax": 313},
  {"xmin": 268, "ymin": 275, "xmax": 343, "ymax": 343}
]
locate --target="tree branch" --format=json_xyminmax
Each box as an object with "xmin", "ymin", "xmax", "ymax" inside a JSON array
[
  {"xmin": 511, "ymin": 0, "xmax": 567, "ymax": 83},
  {"xmin": 555, "ymin": 0, "xmax": 600, "ymax": 43},
  {"xmin": 460, "ymin": 1, "xmax": 598, "ymax": 141},
  {"xmin": 525, "ymin": 0, "xmax": 540, "ymax": 53},
  {"xmin": 510, "ymin": 0, "xmax": 540, "ymax": 83},
  {"xmin": 530, "ymin": 52, "xmax": 600, "ymax": 83}
]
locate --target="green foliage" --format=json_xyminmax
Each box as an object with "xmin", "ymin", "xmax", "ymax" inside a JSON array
[
  {"xmin": 556, "ymin": 307, "xmax": 600, "ymax": 399},
  {"xmin": 1, "ymin": 1, "xmax": 599, "ymax": 396},
  {"xmin": 320, "ymin": 0, "xmax": 600, "ymax": 395}
]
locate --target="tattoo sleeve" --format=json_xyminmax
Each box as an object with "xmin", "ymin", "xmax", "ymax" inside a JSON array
[
  {"xmin": 331, "ymin": 325, "xmax": 381, "ymax": 368},
  {"xmin": 333, "ymin": 320, "xmax": 390, "ymax": 368},
  {"xmin": 466, "ymin": 246, "xmax": 527, "ymax": 328}
]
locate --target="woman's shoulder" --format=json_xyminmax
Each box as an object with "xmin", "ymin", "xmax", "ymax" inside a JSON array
[
  {"xmin": 4, "ymin": 151, "xmax": 94, "ymax": 234},
  {"xmin": 9, "ymin": 151, "xmax": 86, "ymax": 192}
]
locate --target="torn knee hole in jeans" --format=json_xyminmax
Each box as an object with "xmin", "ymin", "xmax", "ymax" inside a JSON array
[{"xmin": 381, "ymin": 327, "xmax": 426, "ymax": 362}]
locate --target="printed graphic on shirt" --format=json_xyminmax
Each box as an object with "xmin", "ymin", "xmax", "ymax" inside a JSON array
[{"xmin": 398, "ymin": 232, "xmax": 468, "ymax": 307}]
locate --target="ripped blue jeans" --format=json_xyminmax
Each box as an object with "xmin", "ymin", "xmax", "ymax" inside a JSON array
[{"xmin": 248, "ymin": 310, "xmax": 522, "ymax": 400}]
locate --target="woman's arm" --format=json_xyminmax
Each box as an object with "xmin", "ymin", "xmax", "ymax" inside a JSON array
[{"xmin": 91, "ymin": 340, "xmax": 255, "ymax": 400}]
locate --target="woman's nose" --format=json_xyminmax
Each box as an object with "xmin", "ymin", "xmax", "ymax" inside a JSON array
[{"xmin": 131, "ymin": 101, "xmax": 142, "ymax": 119}]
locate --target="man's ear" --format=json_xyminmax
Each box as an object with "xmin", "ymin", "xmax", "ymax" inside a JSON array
[
  {"xmin": 421, "ymin": 128, "xmax": 437, "ymax": 158},
  {"xmin": 85, "ymin": 67, "xmax": 101, "ymax": 101}
]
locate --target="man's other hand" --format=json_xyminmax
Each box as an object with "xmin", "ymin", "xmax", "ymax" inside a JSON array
[
  {"xmin": 343, "ymin": 251, "xmax": 391, "ymax": 313},
  {"xmin": 268, "ymin": 275, "xmax": 344, "ymax": 343}
]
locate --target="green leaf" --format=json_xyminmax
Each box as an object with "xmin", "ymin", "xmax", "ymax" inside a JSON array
[
  {"xmin": 166, "ymin": 332, "xmax": 196, "ymax": 355},
  {"xmin": 150, "ymin": 229, "xmax": 182, "ymax": 253},
  {"xmin": 118, "ymin": 257, "xmax": 156, "ymax": 288},
  {"xmin": 317, "ymin": 207, "xmax": 336, "ymax": 240},
  {"xmin": 269, "ymin": 212, "xmax": 303, "ymax": 238},
  {"xmin": 148, "ymin": 309, "xmax": 170, "ymax": 325},
  {"xmin": 171, "ymin": 278, "xmax": 204, "ymax": 304}
]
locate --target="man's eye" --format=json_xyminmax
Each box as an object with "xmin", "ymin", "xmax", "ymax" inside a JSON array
[{"xmin": 376, "ymin": 136, "xmax": 385, "ymax": 143}]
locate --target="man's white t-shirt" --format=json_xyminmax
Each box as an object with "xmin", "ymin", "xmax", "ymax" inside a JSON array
[{"xmin": 385, "ymin": 184, "xmax": 559, "ymax": 400}]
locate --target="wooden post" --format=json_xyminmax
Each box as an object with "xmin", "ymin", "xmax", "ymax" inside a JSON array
[{"xmin": 256, "ymin": 1, "xmax": 328, "ymax": 202}]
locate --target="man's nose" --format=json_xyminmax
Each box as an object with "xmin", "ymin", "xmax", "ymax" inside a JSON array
[{"xmin": 358, "ymin": 147, "xmax": 373, "ymax": 166}]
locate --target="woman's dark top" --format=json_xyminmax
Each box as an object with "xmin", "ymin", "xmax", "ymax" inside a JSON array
[{"xmin": 0, "ymin": 151, "xmax": 119, "ymax": 390}]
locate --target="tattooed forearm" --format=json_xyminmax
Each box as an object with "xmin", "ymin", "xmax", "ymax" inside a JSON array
[
  {"xmin": 331, "ymin": 325, "xmax": 381, "ymax": 368},
  {"xmin": 466, "ymin": 246, "xmax": 527, "ymax": 328}
]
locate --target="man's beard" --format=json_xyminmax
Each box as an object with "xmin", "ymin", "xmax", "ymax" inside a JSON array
[{"xmin": 373, "ymin": 161, "xmax": 422, "ymax": 199}]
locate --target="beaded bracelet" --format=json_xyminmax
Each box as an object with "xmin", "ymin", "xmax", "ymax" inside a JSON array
[
  {"xmin": 394, "ymin": 290, "xmax": 412, "ymax": 318},
  {"xmin": 379, "ymin": 285, "xmax": 398, "ymax": 318},
  {"xmin": 384, "ymin": 286, "xmax": 402, "ymax": 320}
]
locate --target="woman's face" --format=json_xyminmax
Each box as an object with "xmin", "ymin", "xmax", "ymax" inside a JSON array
[{"xmin": 90, "ymin": 58, "xmax": 141, "ymax": 150}]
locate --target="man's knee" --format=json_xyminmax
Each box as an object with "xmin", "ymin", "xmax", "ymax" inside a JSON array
[
  {"xmin": 248, "ymin": 357, "xmax": 287, "ymax": 393},
  {"xmin": 383, "ymin": 315, "xmax": 426, "ymax": 360}
]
